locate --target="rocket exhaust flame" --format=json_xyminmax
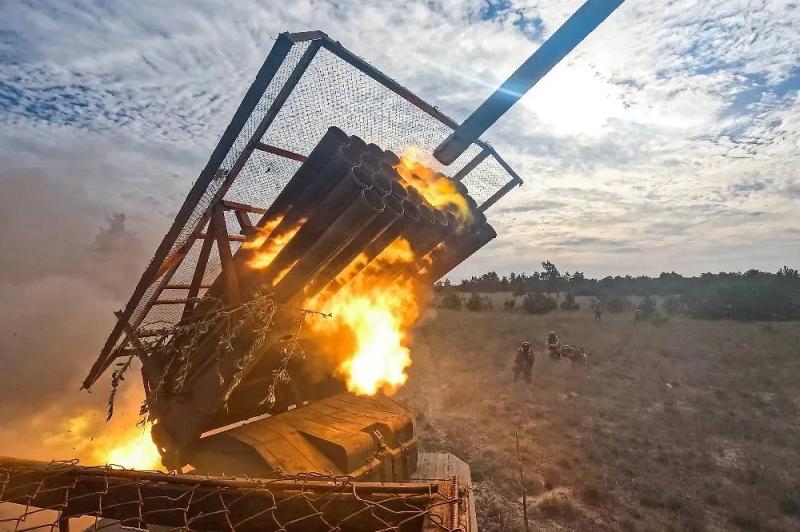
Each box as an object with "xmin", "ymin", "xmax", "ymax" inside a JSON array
[
  {"xmin": 305, "ymin": 238, "xmax": 420, "ymax": 395},
  {"xmin": 237, "ymin": 145, "xmax": 479, "ymax": 399},
  {"xmin": 243, "ymin": 216, "xmax": 306, "ymax": 272},
  {"xmin": 395, "ymin": 149, "xmax": 474, "ymax": 225}
]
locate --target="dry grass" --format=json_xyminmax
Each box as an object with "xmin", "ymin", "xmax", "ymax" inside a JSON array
[{"xmin": 396, "ymin": 305, "xmax": 800, "ymax": 531}]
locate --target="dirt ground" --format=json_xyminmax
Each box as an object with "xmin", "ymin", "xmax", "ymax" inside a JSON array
[{"xmin": 396, "ymin": 305, "xmax": 800, "ymax": 531}]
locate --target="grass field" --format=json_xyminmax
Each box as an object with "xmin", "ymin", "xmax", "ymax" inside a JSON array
[{"xmin": 396, "ymin": 303, "xmax": 800, "ymax": 531}]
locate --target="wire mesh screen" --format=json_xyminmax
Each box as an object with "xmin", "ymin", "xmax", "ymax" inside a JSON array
[
  {"xmin": 128, "ymin": 41, "xmax": 313, "ymax": 332},
  {"xmin": 0, "ymin": 458, "xmax": 465, "ymax": 531},
  {"xmin": 260, "ymin": 47, "xmax": 489, "ymax": 186},
  {"xmin": 88, "ymin": 31, "xmax": 523, "ymax": 387}
]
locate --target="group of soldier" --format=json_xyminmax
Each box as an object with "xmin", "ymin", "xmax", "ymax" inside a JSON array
[
  {"xmin": 595, "ymin": 300, "xmax": 644, "ymax": 324},
  {"xmin": 511, "ymin": 298, "xmax": 650, "ymax": 384},
  {"xmin": 513, "ymin": 330, "xmax": 589, "ymax": 383}
]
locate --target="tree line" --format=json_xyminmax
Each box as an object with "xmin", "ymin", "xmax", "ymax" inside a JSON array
[{"xmin": 435, "ymin": 262, "xmax": 800, "ymax": 321}]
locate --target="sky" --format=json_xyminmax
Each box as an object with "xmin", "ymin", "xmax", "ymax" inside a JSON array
[
  {"xmin": 1, "ymin": 0, "xmax": 798, "ymax": 281},
  {"xmin": 0, "ymin": 0, "xmax": 798, "ymax": 459}
]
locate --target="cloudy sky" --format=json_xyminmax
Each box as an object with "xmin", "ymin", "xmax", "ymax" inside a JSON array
[
  {"xmin": 2, "ymin": 0, "xmax": 798, "ymax": 281},
  {"xmin": 0, "ymin": 0, "xmax": 797, "ymax": 462}
]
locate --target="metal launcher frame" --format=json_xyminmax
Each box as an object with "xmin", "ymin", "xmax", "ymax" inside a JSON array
[
  {"xmin": 83, "ymin": 31, "xmax": 523, "ymax": 393},
  {"xmin": 83, "ymin": 31, "xmax": 522, "ymax": 388}
]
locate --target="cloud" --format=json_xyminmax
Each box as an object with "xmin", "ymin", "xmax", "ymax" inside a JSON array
[
  {"xmin": 783, "ymin": 180, "xmax": 800, "ymax": 199},
  {"xmin": 0, "ymin": 0, "xmax": 798, "ymax": 461},
  {"xmin": 728, "ymin": 178, "xmax": 772, "ymax": 196}
]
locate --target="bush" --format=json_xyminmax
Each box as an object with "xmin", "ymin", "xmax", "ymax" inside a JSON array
[
  {"xmin": 640, "ymin": 295, "xmax": 657, "ymax": 319},
  {"xmin": 503, "ymin": 298, "xmax": 516, "ymax": 311},
  {"xmin": 521, "ymin": 292, "xmax": 557, "ymax": 314},
  {"xmin": 681, "ymin": 277, "xmax": 800, "ymax": 321},
  {"xmin": 466, "ymin": 292, "xmax": 484, "ymax": 312},
  {"xmin": 440, "ymin": 292, "xmax": 462, "ymax": 310},
  {"xmin": 580, "ymin": 482, "xmax": 607, "ymax": 506},
  {"xmin": 604, "ymin": 295, "xmax": 632, "ymax": 313},
  {"xmin": 661, "ymin": 295, "xmax": 684, "ymax": 315},
  {"xmin": 560, "ymin": 292, "xmax": 580, "ymax": 311},
  {"xmin": 651, "ymin": 314, "xmax": 669, "ymax": 326}
]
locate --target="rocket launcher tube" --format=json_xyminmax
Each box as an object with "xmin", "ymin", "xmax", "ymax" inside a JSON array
[
  {"xmin": 275, "ymin": 188, "xmax": 385, "ymax": 303},
  {"xmin": 307, "ymin": 194, "xmax": 404, "ymax": 297},
  {"xmin": 257, "ymin": 163, "xmax": 373, "ymax": 286},
  {"xmin": 257, "ymin": 126, "xmax": 349, "ymax": 224}
]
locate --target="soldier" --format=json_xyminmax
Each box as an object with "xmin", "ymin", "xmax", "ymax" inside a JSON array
[
  {"xmin": 594, "ymin": 301, "xmax": 603, "ymax": 323},
  {"xmin": 546, "ymin": 331, "xmax": 561, "ymax": 360},
  {"xmin": 634, "ymin": 306, "xmax": 642, "ymax": 324},
  {"xmin": 514, "ymin": 341, "xmax": 535, "ymax": 383}
]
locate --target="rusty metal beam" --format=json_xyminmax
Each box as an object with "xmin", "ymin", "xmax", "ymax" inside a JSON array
[
  {"xmin": 221, "ymin": 199, "xmax": 268, "ymax": 214},
  {"xmin": 478, "ymin": 176, "xmax": 522, "ymax": 212},
  {"xmin": 234, "ymin": 209, "xmax": 255, "ymax": 236},
  {"xmin": 254, "ymin": 141, "xmax": 308, "ymax": 163},
  {"xmin": 211, "ymin": 205, "xmax": 241, "ymax": 305}
]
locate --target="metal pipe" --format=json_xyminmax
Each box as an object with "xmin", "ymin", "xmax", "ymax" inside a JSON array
[
  {"xmin": 274, "ymin": 188, "xmax": 385, "ymax": 302},
  {"xmin": 257, "ymin": 126, "xmax": 349, "ymax": 222},
  {"xmin": 307, "ymin": 194, "xmax": 404, "ymax": 297},
  {"xmin": 433, "ymin": 0, "xmax": 624, "ymax": 164},
  {"xmin": 371, "ymin": 172, "xmax": 393, "ymax": 197},
  {"xmin": 257, "ymin": 164, "xmax": 373, "ymax": 286},
  {"xmin": 390, "ymin": 179, "xmax": 408, "ymax": 201},
  {"xmin": 324, "ymin": 200, "xmax": 420, "ymax": 295},
  {"xmin": 382, "ymin": 150, "xmax": 401, "ymax": 166},
  {"xmin": 263, "ymin": 136, "xmax": 366, "ymax": 234},
  {"xmin": 428, "ymin": 223, "xmax": 497, "ymax": 281}
]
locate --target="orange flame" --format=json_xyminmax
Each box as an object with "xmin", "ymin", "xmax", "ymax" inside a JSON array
[
  {"xmin": 38, "ymin": 387, "xmax": 163, "ymax": 470},
  {"xmin": 306, "ymin": 238, "xmax": 419, "ymax": 395},
  {"xmin": 104, "ymin": 423, "xmax": 161, "ymax": 470},
  {"xmin": 244, "ymin": 216, "xmax": 305, "ymax": 271},
  {"xmin": 394, "ymin": 148, "xmax": 473, "ymax": 225}
]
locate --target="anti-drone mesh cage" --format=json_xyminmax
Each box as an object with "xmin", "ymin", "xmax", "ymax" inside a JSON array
[
  {"xmin": 85, "ymin": 31, "xmax": 523, "ymax": 389},
  {"xmin": 0, "ymin": 457, "xmax": 470, "ymax": 531}
]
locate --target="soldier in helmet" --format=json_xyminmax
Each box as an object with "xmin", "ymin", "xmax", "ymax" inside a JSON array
[
  {"xmin": 514, "ymin": 341, "xmax": 535, "ymax": 383},
  {"xmin": 546, "ymin": 330, "xmax": 561, "ymax": 360}
]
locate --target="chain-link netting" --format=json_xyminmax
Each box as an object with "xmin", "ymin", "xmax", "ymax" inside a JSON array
[
  {"xmin": 0, "ymin": 458, "xmax": 466, "ymax": 531},
  {"xmin": 110, "ymin": 33, "xmax": 521, "ymax": 365}
]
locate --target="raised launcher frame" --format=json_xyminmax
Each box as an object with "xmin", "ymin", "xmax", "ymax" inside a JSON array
[
  {"xmin": 74, "ymin": 31, "xmax": 524, "ymax": 528},
  {"xmin": 83, "ymin": 31, "xmax": 523, "ymax": 391}
]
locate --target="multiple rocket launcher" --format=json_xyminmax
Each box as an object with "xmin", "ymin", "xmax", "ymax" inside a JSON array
[
  {"xmin": 232, "ymin": 126, "xmax": 495, "ymax": 305},
  {"xmin": 146, "ymin": 127, "xmax": 496, "ymax": 460}
]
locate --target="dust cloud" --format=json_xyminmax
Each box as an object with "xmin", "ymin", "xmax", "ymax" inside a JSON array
[{"xmin": 0, "ymin": 171, "xmax": 153, "ymax": 463}]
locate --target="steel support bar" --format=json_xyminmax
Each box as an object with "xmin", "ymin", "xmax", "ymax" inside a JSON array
[
  {"xmin": 478, "ymin": 177, "xmax": 522, "ymax": 212},
  {"xmin": 221, "ymin": 199, "xmax": 268, "ymax": 214},
  {"xmin": 254, "ymin": 141, "xmax": 308, "ymax": 162},
  {"xmin": 452, "ymin": 148, "xmax": 490, "ymax": 181},
  {"xmin": 434, "ymin": 0, "xmax": 624, "ymax": 164},
  {"xmin": 211, "ymin": 205, "xmax": 241, "ymax": 305}
]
